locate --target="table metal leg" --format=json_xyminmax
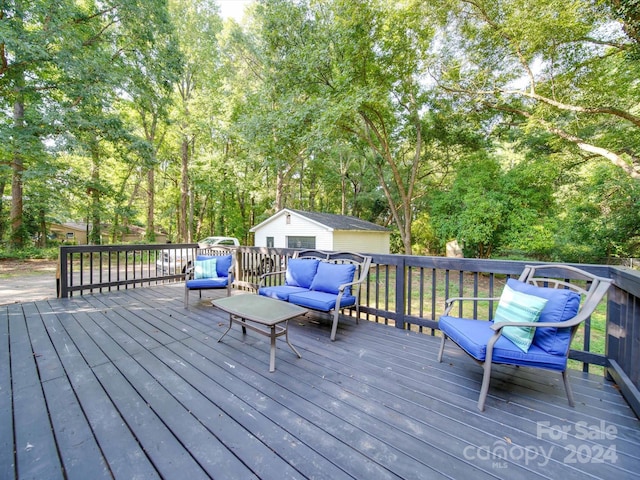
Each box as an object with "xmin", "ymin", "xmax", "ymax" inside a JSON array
[
  {"xmin": 217, "ymin": 313, "xmax": 233, "ymax": 343},
  {"xmin": 269, "ymin": 326, "xmax": 277, "ymax": 372},
  {"xmin": 214, "ymin": 308, "xmax": 301, "ymax": 372},
  {"xmin": 285, "ymin": 321, "xmax": 302, "ymax": 359}
]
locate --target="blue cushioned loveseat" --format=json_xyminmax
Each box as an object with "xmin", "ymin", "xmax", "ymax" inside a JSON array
[
  {"xmin": 184, "ymin": 250, "xmax": 235, "ymax": 308},
  {"xmin": 258, "ymin": 250, "xmax": 372, "ymax": 341}
]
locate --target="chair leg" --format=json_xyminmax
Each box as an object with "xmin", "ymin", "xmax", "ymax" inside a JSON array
[
  {"xmin": 478, "ymin": 361, "xmax": 494, "ymax": 412},
  {"xmin": 330, "ymin": 310, "xmax": 340, "ymax": 341},
  {"xmin": 184, "ymin": 288, "xmax": 189, "ymax": 309},
  {"xmin": 562, "ymin": 370, "xmax": 576, "ymax": 407},
  {"xmin": 437, "ymin": 334, "xmax": 447, "ymax": 363}
]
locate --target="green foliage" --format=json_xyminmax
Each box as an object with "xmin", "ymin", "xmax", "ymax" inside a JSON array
[
  {"xmin": 555, "ymin": 161, "xmax": 640, "ymax": 261},
  {"xmin": 0, "ymin": 0, "xmax": 637, "ymax": 265},
  {"xmin": 0, "ymin": 247, "xmax": 59, "ymax": 261}
]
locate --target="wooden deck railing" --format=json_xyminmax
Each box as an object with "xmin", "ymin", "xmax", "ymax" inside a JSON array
[{"xmin": 58, "ymin": 244, "xmax": 640, "ymax": 416}]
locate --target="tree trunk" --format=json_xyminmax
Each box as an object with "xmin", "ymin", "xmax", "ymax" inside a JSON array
[
  {"xmin": 88, "ymin": 139, "xmax": 102, "ymax": 245},
  {"xmin": 275, "ymin": 169, "xmax": 284, "ymax": 210},
  {"xmin": 0, "ymin": 177, "xmax": 6, "ymax": 242},
  {"xmin": 146, "ymin": 167, "xmax": 156, "ymax": 242},
  {"xmin": 38, "ymin": 208, "xmax": 46, "ymax": 247},
  {"xmin": 10, "ymin": 98, "xmax": 25, "ymax": 249},
  {"xmin": 180, "ymin": 136, "xmax": 189, "ymax": 242},
  {"xmin": 340, "ymin": 153, "xmax": 347, "ymax": 215}
]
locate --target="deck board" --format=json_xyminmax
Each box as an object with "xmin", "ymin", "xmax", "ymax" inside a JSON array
[{"xmin": 2, "ymin": 283, "xmax": 639, "ymax": 479}]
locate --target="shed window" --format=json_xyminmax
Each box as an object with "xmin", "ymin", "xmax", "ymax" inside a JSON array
[{"xmin": 287, "ymin": 236, "xmax": 315, "ymax": 249}]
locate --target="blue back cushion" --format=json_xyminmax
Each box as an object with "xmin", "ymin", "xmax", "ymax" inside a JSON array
[
  {"xmin": 196, "ymin": 254, "xmax": 232, "ymax": 278},
  {"xmin": 215, "ymin": 254, "xmax": 232, "ymax": 277},
  {"xmin": 285, "ymin": 259, "xmax": 320, "ymax": 288},
  {"xmin": 310, "ymin": 262, "xmax": 356, "ymax": 295},
  {"xmin": 506, "ymin": 278, "xmax": 581, "ymax": 355}
]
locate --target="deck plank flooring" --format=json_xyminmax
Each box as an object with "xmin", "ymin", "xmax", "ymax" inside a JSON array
[{"xmin": 2, "ymin": 283, "xmax": 639, "ymax": 479}]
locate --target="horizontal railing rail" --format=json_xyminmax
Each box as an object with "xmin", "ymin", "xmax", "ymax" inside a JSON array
[{"xmin": 58, "ymin": 244, "xmax": 640, "ymax": 417}]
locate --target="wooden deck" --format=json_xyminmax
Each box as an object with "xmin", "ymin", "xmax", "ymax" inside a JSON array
[{"xmin": 2, "ymin": 284, "xmax": 639, "ymax": 480}]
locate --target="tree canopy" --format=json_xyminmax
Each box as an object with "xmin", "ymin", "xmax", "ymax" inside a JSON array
[{"xmin": 1, "ymin": 0, "xmax": 638, "ymax": 262}]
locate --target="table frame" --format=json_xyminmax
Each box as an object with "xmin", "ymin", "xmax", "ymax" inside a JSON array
[{"xmin": 212, "ymin": 294, "xmax": 306, "ymax": 372}]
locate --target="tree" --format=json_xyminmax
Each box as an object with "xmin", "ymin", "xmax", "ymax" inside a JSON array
[
  {"xmin": 119, "ymin": 6, "xmax": 182, "ymax": 242},
  {"xmin": 168, "ymin": 0, "xmax": 224, "ymax": 242},
  {"xmin": 239, "ymin": 0, "xmax": 447, "ymax": 253},
  {"xmin": 0, "ymin": 0, "xmax": 178, "ymax": 247},
  {"xmin": 438, "ymin": 0, "xmax": 640, "ymax": 181},
  {"xmin": 558, "ymin": 161, "xmax": 640, "ymax": 262}
]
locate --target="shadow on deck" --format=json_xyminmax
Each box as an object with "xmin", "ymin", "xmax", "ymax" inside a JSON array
[{"xmin": 2, "ymin": 284, "xmax": 639, "ymax": 479}]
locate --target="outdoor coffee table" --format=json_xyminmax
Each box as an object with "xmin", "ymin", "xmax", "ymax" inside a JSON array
[{"xmin": 212, "ymin": 294, "xmax": 307, "ymax": 372}]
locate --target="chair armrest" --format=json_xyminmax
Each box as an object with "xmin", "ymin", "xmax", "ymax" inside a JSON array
[
  {"xmin": 337, "ymin": 277, "xmax": 366, "ymax": 292},
  {"xmin": 258, "ymin": 269, "xmax": 287, "ymax": 288},
  {"xmin": 443, "ymin": 296, "xmax": 500, "ymax": 316},
  {"xmin": 490, "ymin": 308, "xmax": 593, "ymax": 332}
]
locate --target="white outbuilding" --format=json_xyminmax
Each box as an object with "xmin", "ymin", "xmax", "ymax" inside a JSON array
[{"xmin": 250, "ymin": 208, "xmax": 390, "ymax": 254}]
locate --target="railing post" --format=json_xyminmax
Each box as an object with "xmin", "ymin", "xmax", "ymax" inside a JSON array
[
  {"xmin": 395, "ymin": 256, "xmax": 406, "ymax": 330},
  {"xmin": 58, "ymin": 247, "xmax": 68, "ymax": 298}
]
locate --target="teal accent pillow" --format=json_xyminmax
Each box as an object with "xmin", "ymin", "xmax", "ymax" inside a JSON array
[
  {"xmin": 494, "ymin": 283, "xmax": 548, "ymax": 352},
  {"xmin": 194, "ymin": 258, "xmax": 218, "ymax": 279}
]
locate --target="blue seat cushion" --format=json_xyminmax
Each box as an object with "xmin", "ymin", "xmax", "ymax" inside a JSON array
[
  {"xmin": 186, "ymin": 277, "xmax": 229, "ymax": 290},
  {"xmin": 288, "ymin": 290, "xmax": 357, "ymax": 311},
  {"xmin": 506, "ymin": 279, "xmax": 581, "ymax": 355},
  {"xmin": 309, "ymin": 262, "xmax": 356, "ymax": 295},
  {"xmin": 285, "ymin": 259, "xmax": 320, "ymax": 288},
  {"xmin": 439, "ymin": 316, "xmax": 568, "ymax": 371},
  {"xmin": 259, "ymin": 285, "xmax": 309, "ymax": 301}
]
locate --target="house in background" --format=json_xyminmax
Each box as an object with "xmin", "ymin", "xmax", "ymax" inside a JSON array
[
  {"xmin": 48, "ymin": 222, "xmax": 167, "ymax": 244},
  {"xmin": 48, "ymin": 222, "xmax": 95, "ymax": 244},
  {"xmin": 250, "ymin": 208, "xmax": 390, "ymax": 254}
]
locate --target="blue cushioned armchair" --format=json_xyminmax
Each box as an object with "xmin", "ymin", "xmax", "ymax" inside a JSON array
[
  {"xmin": 184, "ymin": 251, "xmax": 236, "ymax": 308},
  {"xmin": 437, "ymin": 264, "xmax": 611, "ymax": 411}
]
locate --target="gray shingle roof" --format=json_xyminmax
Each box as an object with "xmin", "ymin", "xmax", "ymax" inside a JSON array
[{"xmin": 288, "ymin": 209, "xmax": 388, "ymax": 232}]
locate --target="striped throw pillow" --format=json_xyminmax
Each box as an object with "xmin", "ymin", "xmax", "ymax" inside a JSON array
[
  {"xmin": 494, "ymin": 283, "xmax": 548, "ymax": 352},
  {"xmin": 194, "ymin": 259, "xmax": 218, "ymax": 279}
]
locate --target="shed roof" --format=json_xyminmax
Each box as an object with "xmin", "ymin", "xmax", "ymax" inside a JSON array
[{"xmin": 251, "ymin": 208, "xmax": 389, "ymax": 232}]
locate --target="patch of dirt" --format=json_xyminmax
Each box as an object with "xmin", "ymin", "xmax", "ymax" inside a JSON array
[{"xmin": 0, "ymin": 259, "xmax": 58, "ymax": 277}]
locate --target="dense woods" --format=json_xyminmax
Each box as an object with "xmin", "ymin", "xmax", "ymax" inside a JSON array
[{"xmin": 1, "ymin": 0, "xmax": 639, "ymax": 262}]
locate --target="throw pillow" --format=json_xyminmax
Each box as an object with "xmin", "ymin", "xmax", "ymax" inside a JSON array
[
  {"xmin": 494, "ymin": 283, "xmax": 548, "ymax": 352},
  {"xmin": 194, "ymin": 258, "xmax": 218, "ymax": 279}
]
